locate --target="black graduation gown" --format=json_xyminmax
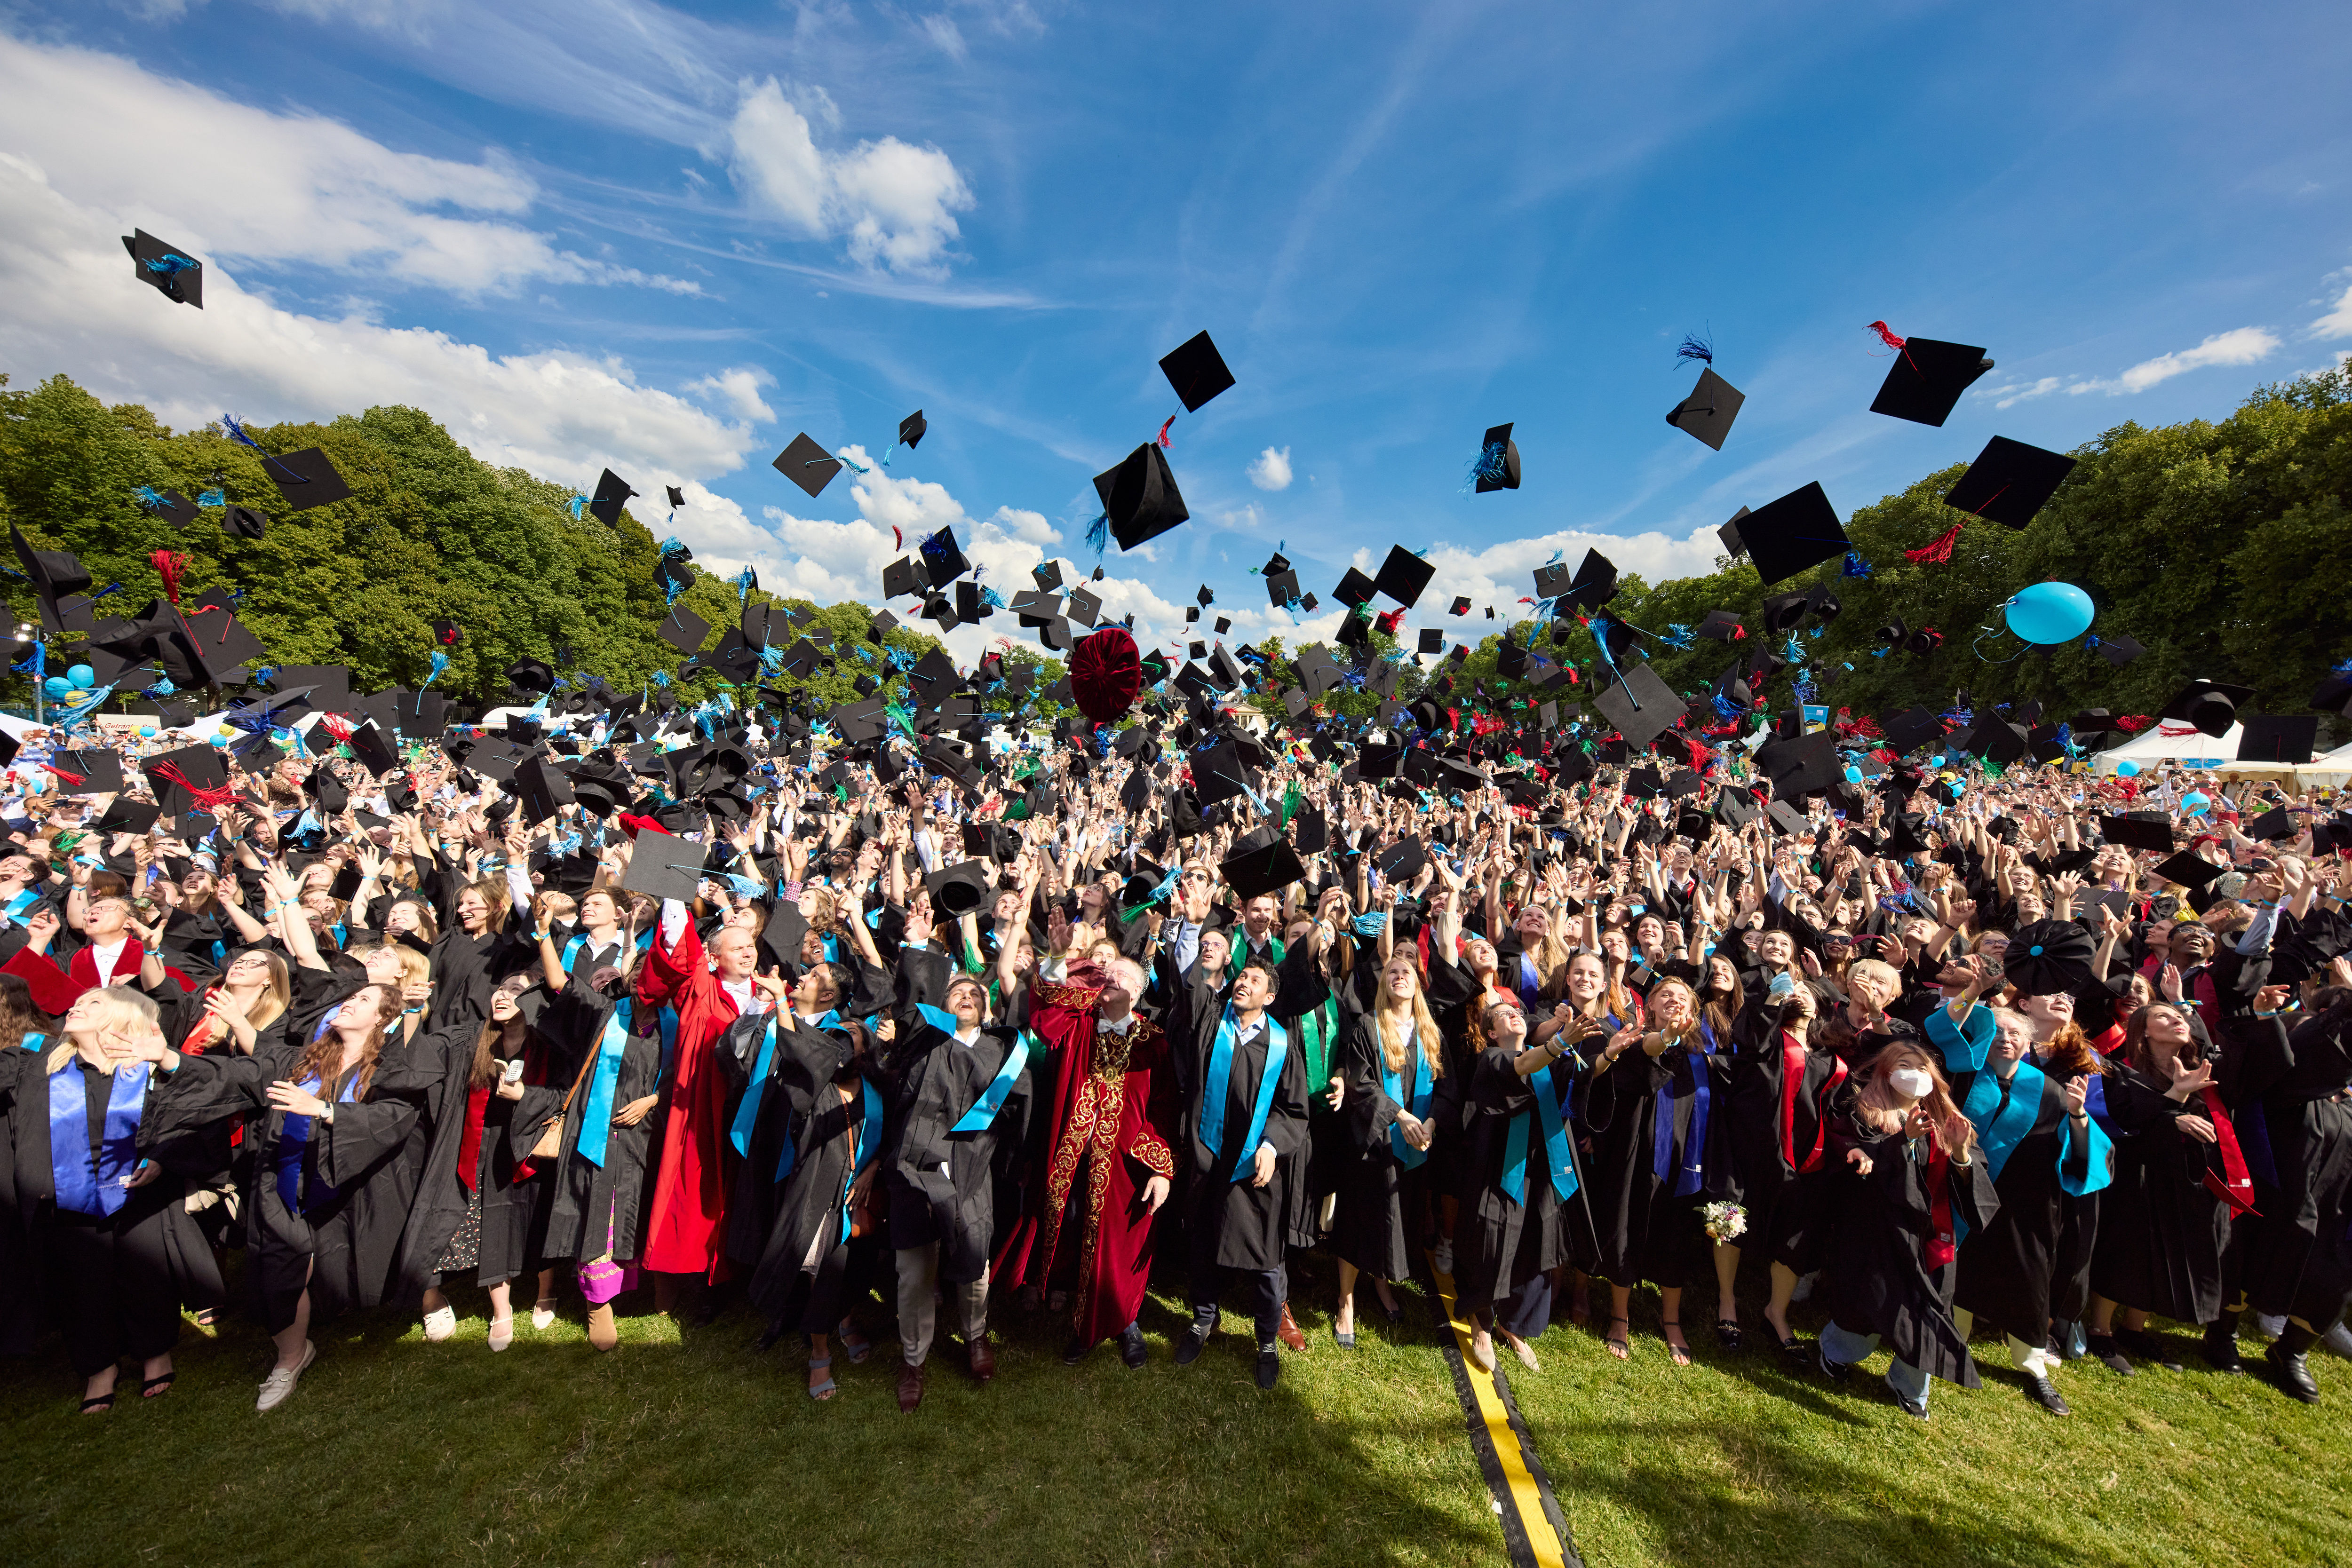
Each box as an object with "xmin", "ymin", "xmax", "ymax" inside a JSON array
[
  {"xmin": 1331, "ymin": 1013, "xmax": 1445, "ymax": 1281},
  {"xmin": 2088, "ymin": 1062, "xmax": 2234, "ymax": 1323},
  {"xmin": 0, "ymin": 1049, "xmax": 224, "ymax": 1374},
  {"xmin": 1823, "ymin": 1106, "xmax": 1998, "ymax": 1386},
  {"xmin": 1451, "ymin": 1047, "xmax": 1594, "ymax": 1313},
  {"xmin": 1948, "ymin": 1066, "xmax": 2106, "ymax": 1343},
  {"xmin": 396, "ymin": 1029, "xmax": 564, "ymax": 1291},
  {"xmin": 887, "ymin": 1021, "xmax": 1034, "ymax": 1281},
  {"xmin": 540, "ymin": 987, "xmax": 666, "ymax": 1267},
  {"xmin": 1263, "ymin": 942, "xmax": 1339, "ymax": 1255},
  {"xmin": 747, "ymin": 1030, "xmax": 884, "ymax": 1333},
  {"xmin": 1177, "ymin": 1013, "xmax": 1312, "ymax": 1274},
  {"xmin": 427, "ymin": 912, "xmax": 532, "ymax": 1034},
  {"xmin": 2241, "ymin": 1007, "xmax": 2352, "ymax": 1324},
  {"xmin": 1581, "ymin": 1044, "xmax": 1730, "ymax": 1291},
  {"xmin": 142, "ymin": 1037, "xmax": 431, "ymax": 1332},
  {"xmin": 1717, "ymin": 1014, "xmax": 1846, "ymax": 1274},
  {"xmin": 719, "ymin": 1006, "xmax": 823, "ymax": 1270}
]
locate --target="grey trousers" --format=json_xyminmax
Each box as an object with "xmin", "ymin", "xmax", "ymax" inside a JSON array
[{"xmin": 898, "ymin": 1243, "xmax": 989, "ymax": 1366}]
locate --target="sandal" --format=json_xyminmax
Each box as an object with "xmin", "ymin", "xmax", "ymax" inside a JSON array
[
  {"xmin": 807, "ymin": 1354, "xmax": 836, "ymax": 1401},
  {"xmin": 836, "ymin": 1320, "xmax": 874, "ymax": 1364},
  {"xmin": 141, "ymin": 1372, "xmax": 176, "ymax": 1400},
  {"xmin": 1715, "ymin": 1319, "xmax": 1743, "ymax": 1351},
  {"xmin": 80, "ymin": 1392, "xmax": 115, "ymax": 1415},
  {"xmin": 1662, "ymin": 1318, "xmax": 1692, "ymax": 1368},
  {"xmin": 1605, "ymin": 1315, "xmax": 1631, "ymax": 1362}
]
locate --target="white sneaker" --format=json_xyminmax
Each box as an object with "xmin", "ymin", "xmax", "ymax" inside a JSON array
[
  {"xmin": 488, "ymin": 1317, "xmax": 515, "ymax": 1353},
  {"xmin": 530, "ymin": 1300, "xmax": 557, "ymax": 1332},
  {"xmin": 256, "ymin": 1341, "xmax": 315, "ymax": 1413},
  {"xmin": 1790, "ymin": 1271, "xmax": 1819, "ymax": 1305},
  {"xmin": 422, "ymin": 1306, "xmax": 457, "ymax": 1343}
]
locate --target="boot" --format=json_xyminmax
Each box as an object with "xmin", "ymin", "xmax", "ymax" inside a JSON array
[
  {"xmin": 2265, "ymin": 1322, "xmax": 2321, "ymax": 1403},
  {"xmin": 2202, "ymin": 1309, "xmax": 2244, "ymax": 1374}
]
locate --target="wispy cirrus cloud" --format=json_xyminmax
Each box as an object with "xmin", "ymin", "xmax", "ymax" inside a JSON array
[{"xmin": 1980, "ymin": 325, "xmax": 2282, "ymax": 406}]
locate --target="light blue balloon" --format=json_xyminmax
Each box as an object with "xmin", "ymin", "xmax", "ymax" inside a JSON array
[
  {"xmin": 1844, "ymin": 765, "xmax": 1864, "ymax": 783},
  {"xmin": 1929, "ymin": 754, "xmax": 1946, "ymax": 767},
  {"xmin": 2115, "ymin": 760, "xmax": 2140, "ymax": 777},
  {"xmin": 65, "ymin": 663, "xmax": 94, "ymax": 689},
  {"xmin": 2003, "ymin": 581, "xmax": 2096, "ymax": 644},
  {"xmin": 2182, "ymin": 791, "xmax": 2210, "ymax": 815},
  {"xmin": 43, "ymin": 675, "xmax": 72, "ymax": 699},
  {"xmin": 211, "ymin": 734, "xmax": 230, "ymax": 747},
  {"xmin": 138, "ymin": 725, "xmax": 158, "ymax": 738}
]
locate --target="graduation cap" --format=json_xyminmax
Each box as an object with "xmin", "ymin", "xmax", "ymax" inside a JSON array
[
  {"xmin": 52, "ymin": 749, "xmax": 127, "ymax": 796},
  {"xmin": 1470, "ymin": 423, "xmax": 1521, "ymax": 492},
  {"xmin": 1293, "ymin": 808, "xmax": 1330, "ymax": 855},
  {"xmin": 1756, "ymin": 731, "xmax": 1842, "ymax": 798},
  {"xmin": 1417, "ymin": 627, "xmax": 1445, "ymax": 655},
  {"xmin": 513, "ymin": 757, "xmax": 576, "ymax": 825},
  {"xmin": 1373, "ymin": 546, "xmax": 1435, "ymax": 609},
  {"xmin": 507, "ymin": 658, "xmax": 556, "ymax": 695},
  {"xmin": 1375, "ymin": 835, "xmax": 1428, "ymax": 881},
  {"xmin": 1869, "ymin": 333, "xmax": 1994, "ymax": 427},
  {"xmin": 773, "ymin": 433, "xmax": 842, "ymax": 499},
  {"xmin": 430, "ymin": 618, "xmax": 463, "ymax": 647},
  {"xmin": 1964, "ymin": 717, "xmax": 2028, "ymax": 766},
  {"xmin": 882, "ymin": 556, "xmax": 926, "ymax": 600},
  {"xmin": 1590, "ymin": 663, "xmax": 1684, "ymax": 752},
  {"xmin": 588, "ymin": 468, "xmax": 637, "ymax": 526},
  {"xmin": 1221, "ymin": 838, "xmax": 1305, "ymax": 899},
  {"xmin": 657, "ymin": 605, "xmax": 711, "ymax": 656},
  {"xmin": 217, "ymin": 503, "xmax": 269, "ymax": 539},
  {"xmin": 1159, "ymin": 330, "xmax": 1236, "ymax": 412},
  {"xmin": 2237, "ymin": 714, "xmax": 2318, "ymax": 765},
  {"xmin": 918, "ymin": 527, "xmax": 970, "ymax": 587},
  {"xmin": 11, "ymin": 522, "xmax": 92, "ymax": 602},
  {"xmin": 2000, "ymin": 919, "xmax": 2095, "ymax": 997},
  {"xmin": 2161, "ymin": 678, "xmax": 2255, "ymax": 740},
  {"xmin": 1334, "ymin": 567, "xmax": 1377, "ymax": 607},
  {"xmin": 347, "ymin": 721, "xmax": 400, "ymax": 777},
  {"xmin": 123, "ymin": 228, "xmax": 203, "ymax": 308},
  {"xmin": 1732, "ymin": 482, "xmax": 1850, "ymax": 586},
  {"xmin": 617, "ymin": 842, "xmax": 703, "ymax": 904},
  {"xmin": 144, "ymin": 744, "xmax": 235, "ymax": 816},
  {"xmin": 1091, "ymin": 443, "xmax": 1190, "ymax": 551},
  {"xmin": 2243, "ymin": 806, "xmax": 2297, "ymax": 843},
  {"xmin": 93, "ymin": 796, "xmax": 162, "ymax": 837},
  {"xmin": 1943, "ymin": 436, "xmax": 2077, "ymax": 530},
  {"xmin": 1065, "ymin": 585, "xmax": 1102, "ymax": 629},
  {"xmin": 2100, "ymin": 814, "xmax": 2176, "ymax": 853},
  {"xmin": 923, "ymin": 861, "xmax": 993, "ymax": 918},
  {"xmin": 1759, "ymin": 592, "xmax": 1810, "ymax": 634},
  {"xmin": 897, "ymin": 409, "xmax": 928, "ymax": 451},
  {"xmin": 1716, "ymin": 506, "xmax": 1750, "ymax": 560},
  {"xmin": 259, "ymin": 449, "xmax": 352, "ymax": 513},
  {"xmin": 665, "ymin": 485, "xmax": 687, "ymax": 509},
  {"xmin": 1664, "ymin": 367, "xmax": 1744, "ymax": 451}
]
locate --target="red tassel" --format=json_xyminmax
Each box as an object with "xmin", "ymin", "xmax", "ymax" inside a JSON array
[
  {"xmin": 1375, "ymin": 609, "xmax": 1404, "ymax": 635},
  {"xmin": 1867, "ymin": 320, "xmax": 1907, "ymax": 351},
  {"xmin": 148, "ymin": 760, "xmax": 241, "ymax": 810},
  {"xmin": 320, "ymin": 715, "xmax": 355, "ymax": 744},
  {"xmin": 1156, "ymin": 416, "xmax": 1176, "ymax": 449},
  {"xmin": 1904, "ymin": 521, "xmax": 1963, "ymax": 565},
  {"xmin": 2115, "ymin": 715, "xmax": 2153, "ymax": 733},
  {"xmin": 891, "ymin": 526, "xmax": 903, "ymax": 551},
  {"xmin": 150, "ymin": 549, "xmax": 188, "ymax": 604}
]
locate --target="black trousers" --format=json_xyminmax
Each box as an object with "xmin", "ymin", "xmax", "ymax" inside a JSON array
[
  {"xmin": 1487, "ymin": 1267, "xmax": 1553, "ymax": 1340},
  {"xmin": 1188, "ymin": 1229, "xmax": 1287, "ymax": 1346},
  {"xmin": 44, "ymin": 1206, "xmax": 181, "ymax": 1377}
]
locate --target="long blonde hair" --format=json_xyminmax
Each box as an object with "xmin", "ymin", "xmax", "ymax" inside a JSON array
[
  {"xmin": 1375, "ymin": 955, "xmax": 1447, "ymax": 1080},
  {"xmin": 49, "ymin": 987, "xmax": 160, "ymax": 1076}
]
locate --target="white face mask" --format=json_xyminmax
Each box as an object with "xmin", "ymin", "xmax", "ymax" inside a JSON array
[{"xmin": 1888, "ymin": 1067, "xmax": 1935, "ymax": 1100}]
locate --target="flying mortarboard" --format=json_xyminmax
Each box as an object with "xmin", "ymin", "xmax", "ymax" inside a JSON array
[
  {"xmin": 122, "ymin": 228, "xmax": 203, "ymax": 308},
  {"xmin": 262, "ymin": 449, "xmax": 352, "ymax": 513},
  {"xmin": 2100, "ymin": 814, "xmax": 2176, "ymax": 852},
  {"xmin": 1716, "ymin": 506, "xmax": 1750, "ymax": 560},
  {"xmin": 666, "ymin": 485, "xmax": 686, "ymax": 508},
  {"xmin": 773, "ymin": 433, "xmax": 842, "ymax": 499},
  {"xmin": 2237, "ymin": 714, "xmax": 2318, "ymax": 765},
  {"xmin": 1334, "ymin": 567, "xmax": 1377, "ymax": 607},
  {"xmin": 1944, "ymin": 436, "xmax": 2077, "ymax": 530},
  {"xmin": 1091, "ymin": 443, "xmax": 1190, "ymax": 550},
  {"xmin": 221, "ymin": 504, "xmax": 268, "ymax": 539},
  {"xmin": 1590, "ymin": 663, "xmax": 1684, "ymax": 753},
  {"xmin": 1731, "ymin": 482, "xmax": 1851, "ymax": 586},
  {"xmin": 1470, "ymin": 424, "xmax": 1520, "ymax": 493},
  {"xmin": 1221, "ymin": 838, "xmax": 1305, "ymax": 900},
  {"xmin": 588, "ymin": 468, "xmax": 638, "ymax": 526},
  {"xmin": 898, "ymin": 410, "xmax": 928, "ymax": 450},
  {"xmin": 1159, "ymin": 331, "xmax": 1236, "ymax": 412},
  {"xmin": 657, "ymin": 605, "xmax": 711, "ymax": 656},
  {"xmin": 1373, "ymin": 546, "xmax": 1435, "ymax": 609},
  {"xmin": 1869, "ymin": 333, "xmax": 1994, "ymax": 427},
  {"xmin": 1665, "ymin": 367, "xmax": 1744, "ymax": 451},
  {"xmin": 2160, "ymin": 678, "xmax": 2255, "ymax": 740}
]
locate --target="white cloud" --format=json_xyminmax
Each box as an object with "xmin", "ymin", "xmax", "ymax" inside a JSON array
[
  {"xmin": 0, "ymin": 151, "xmax": 757, "ymax": 489},
  {"xmin": 2069, "ymin": 327, "xmax": 2281, "ymax": 396},
  {"xmin": 921, "ymin": 15, "xmax": 969, "ymax": 60},
  {"xmin": 0, "ymin": 32, "xmax": 698, "ymax": 298},
  {"xmin": 727, "ymin": 78, "xmax": 975, "ymax": 277},
  {"xmin": 1345, "ymin": 524, "xmax": 1728, "ymax": 634},
  {"xmin": 1247, "ymin": 445, "xmax": 1293, "ymax": 491},
  {"xmin": 2313, "ymin": 278, "xmax": 2352, "ymax": 339},
  {"xmin": 683, "ymin": 366, "xmax": 777, "ymax": 423},
  {"xmin": 1987, "ymin": 376, "xmax": 2064, "ymax": 409}
]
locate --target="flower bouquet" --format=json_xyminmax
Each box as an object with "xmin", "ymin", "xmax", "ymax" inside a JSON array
[{"xmin": 1702, "ymin": 1200, "xmax": 1748, "ymax": 1243}]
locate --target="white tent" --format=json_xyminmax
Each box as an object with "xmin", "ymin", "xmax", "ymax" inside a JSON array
[{"xmin": 2090, "ymin": 722, "xmax": 2241, "ymax": 774}]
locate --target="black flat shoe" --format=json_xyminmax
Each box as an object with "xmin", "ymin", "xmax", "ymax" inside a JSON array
[
  {"xmin": 2084, "ymin": 1332, "xmax": 2135, "ymax": 1375},
  {"xmin": 2024, "ymin": 1375, "xmax": 2071, "ymax": 1416},
  {"xmin": 1173, "ymin": 1328, "xmax": 1209, "ymax": 1367},
  {"xmin": 1889, "ymin": 1386, "xmax": 1930, "ymax": 1420},
  {"xmin": 2265, "ymin": 1336, "xmax": 2321, "ymax": 1403},
  {"xmin": 2117, "ymin": 1327, "xmax": 2182, "ymax": 1371},
  {"xmin": 1119, "ymin": 1327, "xmax": 1148, "ymax": 1370},
  {"xmin": 1715, "ymin": 1319, "xmax": 1743, "ymax": 1351},
  {"xmin": 1061, "ymin": 1337, "xmax": 1092, "ymax": 1366},
  {"xmin": 1818, "ymin": 1346, "xmax": 1851, "ymax": 1384},
  {"xmin": 1254, "ymin": 1348, "xmax": 1280, "ymax": 1390}
]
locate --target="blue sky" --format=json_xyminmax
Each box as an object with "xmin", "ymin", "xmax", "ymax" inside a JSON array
[{"xmin": 1, "ymin": 0, "xmax": 2347, "ymax": 664}]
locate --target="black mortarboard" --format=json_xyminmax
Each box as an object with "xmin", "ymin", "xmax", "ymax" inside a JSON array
[
  {"xmin": 2244, "ymin": 807, "xmax": 2296, "ymax": 843},
  {"xmin": 1092, "ymin": 443, "xmax": 1190, "ymax": 550},
  {"xmin": 1065, "ymin": 585, "xmax": 1101, "ymax": 628},
  {"xmin": 145, "ymin": 744, "xmax": 231, "ymax": 816},
  {"xmin": 882, "ymin": 556, "xmax": 926, "ymax": 600},
  {"xmin": 1716, "ymin": 505, "xmax": 1751, "ymax": 559},
  {"xmin": 1373, "ymin": 546, "xmax": 1435, "ymax": 609},
  {"xmin": 55, "ymin": 749, "xmax": 127, "ymax": 796},
  {"xmin": 918, "ymin": 526, "xmax": 970, "ymax": 586},
  {"xmin": 1472, "ymin": 424, "xmax": 1520, "ymax": 493},
  {"xmin": 1665, "ymin": 367, "xmax": 1744, "ymax": 451},
  {"xmin": 1591, "ymin": 663, "xmax": 1684, "ymax": 752},
  {"xmin": 589, "ymin": 468, "xmax": 637, "ymax": 525},
  {"xmin": 1561, "ymin": 549, "xmax": 1618, "ymax": 611},
  {"xmin": 2100, "ymin": 814, "xmax": 2176, "ymax": 852},
  {"xmin": 1944, "ymin": 436, "xmax": 2077, "ymax": 530},
  {"xmin": 1869, "ymin": 335, "xmax": 1994, "ymax": 427},
  {"xmin": 1376, "ymin": 835, "xmax": 1428, "ymax": 882},
  {"xmin": 2000, "ymin": 919, "xmax": 2096, "ymax": 997},
  {"xmin": 430, "ymin": 618, "xmax": 463, "ymax": 647},
  {"xmin": 773, "ymin": 433, "xmax": 842, "ymax": 499},
  {"xmin": 123, "ymin": 228, "xmax": 203, "ymax": 308},
  {"xmin": 2149, "ymin": 852, "xmax": 2224, "ymax": 890},
  {"xmin": 514, "ymin": 757, "xmax": 575, "ymax": 825},
  {"xmin": 2236, "ymin": 714, "xmax": 2318, "ymax": 765},
  {"xmin": 2091, "ymin": 634, "xmax": 2145, "ymax": 667},
  {"xmin": 1965, "ymin": 717, "xmax": 2028, "ymax": 766},
  {"xmin": 898, "ymin": 410, "xmax": 927, "ymax": 449},
  {"xmin": 348, "ymin": 721, "xmax": 400, "ymax": 777},
  {"xmin": 94, "ymin": 796, "xmax": 162, "ymax": 837},
  {"xmin": 262, "ymin": 449, "xmax": 352, "ymax": 513},
  {"xmin": 136, "ymin": 489, "xmax": 199, "ymax": 528},
  {"xmin": 1733, "ymin": 482, "xmax": 1850, "ymax": 586},
  {"xmin": 617, "ymin": 842, "xmax": 703, "ymax": 904},
  {"xmin": 507, "ymin": 658, "xmax": 556, "ymax": 695},
  {"xmin": 923, "ymin": 861, "xmax": 992, "ymax": 918},
  {"xmin": 1221, "ymin": 838, "xmax": 1304, "ymax": 899},
  {"xmin": 1417, "ymin": 628, "xmax": 1444, "ymax": 655},
  {"xmin": 666, "ymin": 485, "xmax": 686, "ymax": 508},
  {"xmin": 2161, "ymin": 679, "xmax": 2256, "ymax": 740},
  {"xmin": 1159, "ymin": 331, "xmax": 1235, "ymax": 412},
  {"xmin": 1335, "ymin": 567, "xmax": 1377, "ymax": 607},
  {"xmin": 11, "ymin": 523, "xmax": 91, "ymax": 601},
  {"xmin": 1766, "ymin": 799, "xmax": 1811, "ymax": 835},
  {"xmin": 1758, "ymin": 731, "xmax": 1841, "ymax": 797},
  {"xmin": 658, "ymin": 605, "xmax": 711, "ymax": 656}
]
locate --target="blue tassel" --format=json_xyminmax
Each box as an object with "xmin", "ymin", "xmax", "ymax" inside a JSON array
[
  {"xmin": 1842, "ymin": 551, "xmax": 1873, "ymax": 578},
  {"xmin": 146, "ymin": 674, "xmax": 175, "ymax": 698},
  {"xmin": 133, "ymin": 484, "xmax": 168, "ymax": 510},
  {"xmin": 1675, "ymin": 331, "xmax": 1715, "ymax": 366},
  {"xmin": 1460, "ymin": 442, "xmax": 1509, "ymax": 493},
  {"xmin": 1084, "ymin": 513, "xmax": 1110, "ymax": 557},
  {"xmin": 1711, "ymin": 693, "xmax": 1747, "ymax": 723},
  {"xmin": 143, "ymin": 253, "xmax": 199, "ymax": 277},
  {"xmin": 2333, "ymin": 657, "xmax": 2352, "ymax": 678},
  {"xmin": 254, "ymin": 665, "xmax": 278, "ymax": 686},
  {"xmin": 1662, "ymin": 623, "xmax": 1694, "ymax": 649},
  {"xmin": 197, "ymin": 489, "xmax": 225, "ymax": 508},
  {"xmin": 736, "ymin": 567, "xmax": 756, "ymax": 602},
  {"xmin": 568, "ymin": 496, "xmax": 588, "ymax": 520},
  {"xmin": 652, "ymin": 670, "xmax": 670, "ymax": 689},
  {"xmin": 980, "ymin": 586, "xmax": 1004, "ymax": 610},
  {"xmin": 218, "ymin": 414, "xmax": 262, "ymax": 451}
]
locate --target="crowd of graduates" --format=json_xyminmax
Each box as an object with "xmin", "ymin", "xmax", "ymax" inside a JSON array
[{"xmin": 3, "ymin": 699, "xmax": 2347, "ymax": 1425}]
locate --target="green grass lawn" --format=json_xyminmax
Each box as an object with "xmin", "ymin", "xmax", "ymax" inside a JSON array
[{"xmin": 4, "ymin": 1251, "xmax": 2345, "ymax": 1568}]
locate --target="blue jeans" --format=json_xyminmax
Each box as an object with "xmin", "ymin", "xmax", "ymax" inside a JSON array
[{"xmin": 1820, "ymin": 1319, "xmax": 1931, "ymax": 1408}]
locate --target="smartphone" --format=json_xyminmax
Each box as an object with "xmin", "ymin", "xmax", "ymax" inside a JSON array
[{"xmin": 501, "ymin": 1057, "xmax": 525, "ymax": 1085}]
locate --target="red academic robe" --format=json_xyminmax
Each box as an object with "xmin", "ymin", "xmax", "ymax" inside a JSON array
[
  {"xmin": 2, "ymin": 937, "xmax": 190, "ymax": 1015},
  {"xmin": 636, "ymin": 919, "xmax": 741, "ymax": 1280},
  {"xmin": 995, "ymin": 979, "xmax": 1177, "ymax": 1348}
]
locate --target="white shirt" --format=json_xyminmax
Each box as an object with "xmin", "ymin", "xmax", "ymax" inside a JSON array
[
  {"xmin": 953, "ymin": 1025, "xmax": 982, "ymax": 1048},
  {"xmin": 89, "ymin": 937, "xmax": 130, "ymax": 988},
  {"xmin": 1098, "ymin": 1011, "xmax": 1135, "ymax": 1037}
]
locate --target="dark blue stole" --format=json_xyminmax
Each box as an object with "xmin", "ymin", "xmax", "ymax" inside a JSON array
[
  {"xmin": 1202, "ymin": 1008, "xmax": 1289, "ymax": 1183},
  {"xmin": 48, "ymin": 1057, "xmax": 151, "ymax": 1217},
  {"xmin": 274, "ymin": 1070, "xmax": 361, "ymax": 1214},
  {"xmin": 1652, "ymin": 1046, "xmax": 1714, "ymax": 1196}
]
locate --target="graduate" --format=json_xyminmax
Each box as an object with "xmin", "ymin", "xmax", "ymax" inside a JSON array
[
  {"xmin": 1331, "ymin": 950, "xmax": 1446, "ymax": 1343},
  {"xmin": 2233, "ymin": 983, "xmax": 2352, "ymax": 1401},
  {"xmin": 1167, "ymin": 954, "xmax": 1311, "ymax": 1388}
]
